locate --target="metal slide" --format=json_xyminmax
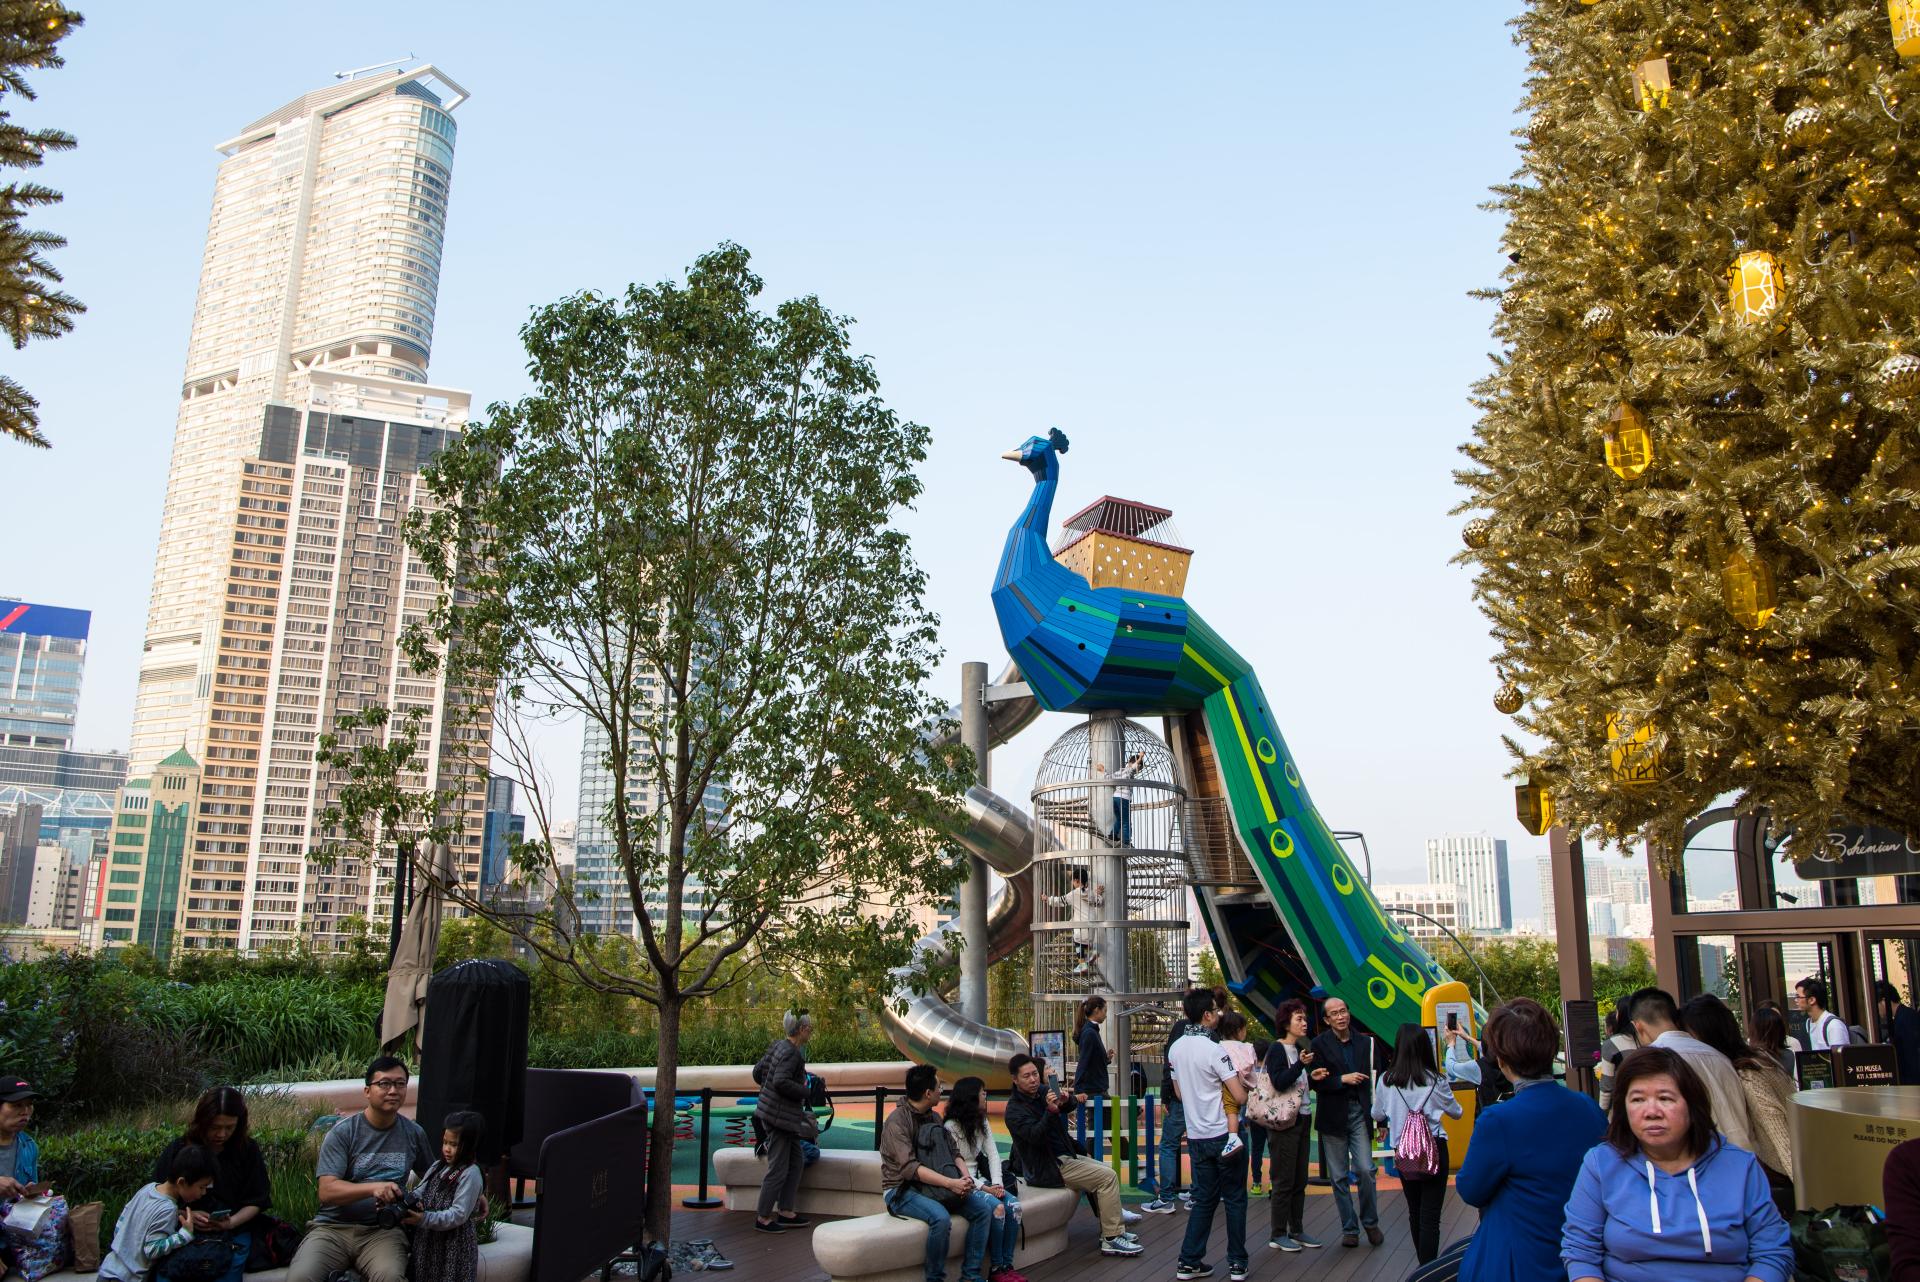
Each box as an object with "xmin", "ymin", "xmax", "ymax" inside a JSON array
[{"xmin": 878, "ymin": 665, "xmax": 1045, "ymax": 1085}]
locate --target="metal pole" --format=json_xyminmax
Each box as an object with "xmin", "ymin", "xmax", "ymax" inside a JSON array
[
  {"xmin": 958, "ymin": 662, "xmax": 991, "ymax": 1024},
  {"xmin": 682, "ymin": 1087, "xmax": 722, "ymax": 1208},
  {"xmin": 873, "ymin": 1087, "xmax": 887, "ymax": 1150},
  {"xmin": 1089, "ymin": 710, "xmax": 1132, "ymax": 1105}
]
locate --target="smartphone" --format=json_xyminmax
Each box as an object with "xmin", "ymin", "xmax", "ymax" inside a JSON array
[
  {"xmin": 1046, "ymin": 1072, "xmax": 1062, "ymax": 1097},
  {"xmin": 1446, "ymin": 1012, "xmax": 1459, "ymax": 1032}
]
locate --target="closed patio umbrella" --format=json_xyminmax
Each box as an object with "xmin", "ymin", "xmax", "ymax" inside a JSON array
[{"xmin": 380, "ymin": 840, "xmax": 450, "ymax": 1048}]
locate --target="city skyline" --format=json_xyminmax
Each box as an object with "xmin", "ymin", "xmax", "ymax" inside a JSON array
[{"xmin": 9, "ymin": 7, "xmax": 1574, "ymax": 928}]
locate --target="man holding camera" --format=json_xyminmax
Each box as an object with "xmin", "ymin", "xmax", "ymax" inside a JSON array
[
  {"xmin": 1004, "ymin": 1054, "xmax": 1141, "ymax": 1257},
  {"xmin": 287, "ymin": 1056, "xmax": 437, "ymax": 1282}
]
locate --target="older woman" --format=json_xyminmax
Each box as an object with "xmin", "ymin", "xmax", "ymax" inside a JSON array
[
  {"xmin": 1451, "ymin": 998, "xmax": 1607, "ymax": 1282},
  {"xmin": 151, "ymin": 1086, "xmax": 271, "ymax": 1282},
  {"xmin": 1561, "ymin": 1048, "xmax": 1793, "ymax": 1282},
  {"xmin": 751, "ymin": 1010, "xmax": 818, "ymax": 1233}
]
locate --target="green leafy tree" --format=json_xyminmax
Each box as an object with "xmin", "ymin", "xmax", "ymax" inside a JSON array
[
  {"xmin": 328, "ymin": 244, "xmax": 970, "ymax": 1239},
  {"xmin": 0, "ymin": 1, "xmax": 82, "ymax": 448},
  {"xmin": 1460, "ymin": 1, "xmax": 1920, "ymax": 860}
]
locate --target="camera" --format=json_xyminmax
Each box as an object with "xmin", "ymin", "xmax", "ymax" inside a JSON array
[{"xmin": 371, "ymin": 1187, "xmax": 424, "ymax": 1229}]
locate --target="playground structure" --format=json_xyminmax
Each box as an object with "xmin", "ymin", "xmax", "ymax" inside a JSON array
[{"xmin": 881, "ymin": 430, "xmax": 1473, "ymax": 1087}]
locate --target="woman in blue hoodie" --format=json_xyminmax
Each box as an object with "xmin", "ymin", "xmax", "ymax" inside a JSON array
[{"xmin": 1561, "ymin": 1048, "xmax": 1793, "ymax": 1282}]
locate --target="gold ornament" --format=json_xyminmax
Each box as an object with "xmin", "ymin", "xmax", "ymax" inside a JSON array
[
  {"xmin": 1582, "ymin": 304, "xmax": 1621, "ymax": 340},
  {"xmin": 1494, "ymin": 682, "xmax": 1525, "ymax": 715},
  {"xmin": 1567, "ymin": 564, "xmax": 1596, "ymax": 599},
  {"xmin": 1893, "ymin": 0, "xmax": 1920, "ymax": 57},
  {"xmin": 1728, "ymin": 251, "xmax": 1784, "ymax": 323},
  {"xmin": 1515, "ymin": 782, "xmax": 1555, "ymax": 836},
  {"xmin": 1721, "ymin": 550, "xmax": 1778, "ymax": 629},
  {"xmin": 1603, "ymin": 403, "xmax": 1654, "ymax": 480},
  {"xmin": 1876, "ymin": 352, "xmax": 1920, "ymax": 399},
  {"xmin": 1782, "ymin": 105, "xmax": 1829, "ymax": 148},
  {"xmin": 1463, "ymin": 517, "xmax": 1494, "ymax": 550},
  {"xmin": 1606, "ymin": 712, "xmax": 1663, "ymax": 786},
  {"xmin": 1633, "ymin": 57, "xmax": 1672, "ymax": 111}
]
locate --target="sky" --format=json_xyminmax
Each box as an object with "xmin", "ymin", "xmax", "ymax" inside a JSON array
[{"xmin": 6, "ymin": 2, "xmax": 1591, "ymax": 925}]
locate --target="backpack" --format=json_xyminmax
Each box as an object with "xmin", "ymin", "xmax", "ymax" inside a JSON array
[
  {"xmin": 244, "ymin": 1214, "xmax": 304, "ymax": 1273},
  {"xmin": 912, "ymin": 1118, "xmax": 970, "ymax": 1210},
  {"xmin": 1392, "ymin": 1084, "xmax": 1441, "ymax": 1179},
  {"xmin": 1789, "ymin": 1204, "xmax": 1889, "ymax": 1282},
  {"xmin": 1245, "ymin": 1055, "xmax": 1306, "ymax": 1130}
]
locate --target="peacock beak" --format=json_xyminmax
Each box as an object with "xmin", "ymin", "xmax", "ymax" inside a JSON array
[{"xmin": 1000, "ymin": 449, "xmax": 1024, "ymax": 462}]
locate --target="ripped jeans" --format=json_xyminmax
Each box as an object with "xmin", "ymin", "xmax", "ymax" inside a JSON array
[{"xmin": 986, "ymin": 1191, "xmax": 1021, "ymax": 1272}]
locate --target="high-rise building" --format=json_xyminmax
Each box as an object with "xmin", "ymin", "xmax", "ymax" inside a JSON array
[
  {"xmin": 1373, "ymin": 882, "xmax": 1465, "ymax": 942},
  {"xmin": 0, "ymin": 601, "xmax": 91, "ymax": 748},
  {"xmin": 98, "ymin": 750, "xmax": 201, "ymax": 958},
  {"xmin": 1539, "ymin": 854, "xmax": 1556, "ymax": 938},
  {"xmin": 0, "ymin": 803, "xmax": 44, "ymax": 922},
  {"xmin": 1425, "ymin": 833, "xmax": 1512, "ymax": 934},
  {"xmin": 482, "ymin": 776, "xmax": 525, "ymax": 888},
  {"xmin": 122, "ymin": 67, "xmax": 486, "ymax": 953},
  {"xmin": 0, "ymin": 746, "xmax": 128, "ymax": 856}
]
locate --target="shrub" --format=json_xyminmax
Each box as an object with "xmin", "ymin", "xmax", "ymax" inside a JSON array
[{"xmin": 528, "ymin": 1021, "xmax": 903, "ymax": 1069}]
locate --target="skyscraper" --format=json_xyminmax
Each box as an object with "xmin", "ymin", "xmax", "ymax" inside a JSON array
[
  {"xmin": 1425, "ymin": 832, "xmax": 1512, "ymax": 934},
  {"xmin": 124, "ymin": 67, "xmax": 486, "ymax": 953},
  {"xmin": 0, "ymin": 601, "xmax": 90, "ymax": 748}
]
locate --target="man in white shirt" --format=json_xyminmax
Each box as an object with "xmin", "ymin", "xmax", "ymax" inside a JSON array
[
  {"xmin": 1627, "ymin": 987, "xmax": 1756, "ymax": 1153},
  {"xmin": 1797, "ymin": 977, "xmax": 1854, "ymax": 1050},
  {"xmin": 1167, "ymin": 987, "xmax": 1251, "ymax": 1282}
]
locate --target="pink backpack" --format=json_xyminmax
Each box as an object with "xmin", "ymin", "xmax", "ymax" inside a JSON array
[{"xmin": 1393, "ymin": 1085, "xmax": 1441, "ymax": 1178}]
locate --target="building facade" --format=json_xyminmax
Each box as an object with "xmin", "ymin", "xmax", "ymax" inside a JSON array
[
  {"xmin": 98, "ymin": 749, "xmax": 201, "ymax": 958},
  {"xmin": 122, "ymin": 67, "xmax": 486, "ymax": 953},
  {"xmin": 0, "ymin": 601, "xmax": 91, "ymax": 748},
  {"xmin": 482, "ymin": 775, "xmax": 525, "ymax": 888},
  {"xmin": 1373, "ymin": 882, "xmax": 1465, "ymax": 942},
  {"xmin": 1425, "ymin": 833, "xmax": 1512, "ymax": 934}
]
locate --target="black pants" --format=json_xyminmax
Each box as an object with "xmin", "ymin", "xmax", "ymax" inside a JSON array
[
  {"xmin": 1266, "ymin": 1120, "xmax": 1312, "ymax": 1238},
  {"xmin": 1399, "ymin": 1134, "xmax": 1449, "ymax": 1263},
  {"xmin": 1247, "ymin": 1117, "xmax": 1267, "ymax": 1182}
]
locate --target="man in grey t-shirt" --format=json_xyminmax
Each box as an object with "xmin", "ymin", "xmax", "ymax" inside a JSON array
[{"xmin": 287, "ymin": 1056, "xmax": 436, "ymax": 1282}]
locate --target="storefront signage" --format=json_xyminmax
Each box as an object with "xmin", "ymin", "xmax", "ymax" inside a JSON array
[
  {"xmin": 1834, "ymin": 1044, "xmax": 1898, "ymax": 1088},
  {"xmin": 1795, "ymin": 822, "xmax": 1920, "ymax": 879}
]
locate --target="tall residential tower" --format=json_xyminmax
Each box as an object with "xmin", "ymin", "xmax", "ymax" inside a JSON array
[
  {"xmin": 124, "ymin": 67, "xmax": 487, "ymax": 952},
  {"xmin": 1425, "ymin": 832, "xmax": 1512, "ymax": 935}
]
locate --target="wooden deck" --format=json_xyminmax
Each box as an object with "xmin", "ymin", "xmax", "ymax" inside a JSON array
[{"xmin": 665, "ymin": 1180, "xmax": 1474, "ymax": 1282}]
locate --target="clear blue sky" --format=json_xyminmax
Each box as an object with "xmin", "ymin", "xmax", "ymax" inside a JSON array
[{"xmin": 8, "ymin": 2, "xmax": 1589, "ymax": 923}]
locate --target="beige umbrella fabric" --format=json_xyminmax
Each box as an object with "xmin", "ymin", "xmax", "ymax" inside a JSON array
[{"xmin": 379, "ymin": 841, "xmax": 450, "ymax": 1048}]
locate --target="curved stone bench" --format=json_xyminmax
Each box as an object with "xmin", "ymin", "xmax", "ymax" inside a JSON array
[
  {"xmin": 712, "ymin": 1148, "xmax": 1080, "ymax": 1282},
  {"xmin": 19, "ymin": 1222, "xmax": 533, "ymax": 1282}
]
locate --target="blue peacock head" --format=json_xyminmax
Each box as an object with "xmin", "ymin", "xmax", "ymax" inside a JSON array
[{"xmin": 999, "ymin": 427, "xmax": 1071, "ymax": 478}]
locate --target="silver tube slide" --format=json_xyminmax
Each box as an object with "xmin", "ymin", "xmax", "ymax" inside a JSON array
[{"xmin": 878, "ymin": 781, "xmax": 1038, "ymax": 1086}]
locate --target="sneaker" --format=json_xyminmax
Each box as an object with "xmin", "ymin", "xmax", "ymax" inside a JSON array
[
  {"xmin": 1220, "ymin": 1134, "xmax": 1244, "ymax": 1158},
  {"xmin": 1228, "ymin": 1265, "xmax": 1250, "ymax": 1282},
  {"xmin": 1292, "ymin": 1232, "xmax": 1324, "ymax": 1249},
  {"xmin": 1366, "ymin": 1225, "xmax": 1384, "ymax": 1246},
  {"xmin": 1268, "ymin": 1235, "xmax": 1300, "ymax": 1253},
  {"xmin": 1175, "ymin": 1265, "xmax": 1214, "ymax": 1280},
  {"xmin": 1101, "ymin": 1236, "xmax": 1143, "ymax": 1257},
  {"xmin": 776, "ymin": 1213, "xmax": 812, "ymax": 1228},
  {"xmin": 1247, "ymin": 1183, "xmax": 1266, "ymax": 1198},
  {"xmin": 1121, "ymin": 1208, "xmax": 1143, "ymax": 1225},
  {"xmin": 1140, "ymin": 1198, "xmax": 1179, "ymax": 1214},
  {"xmin": 753, "ymin": 1219, "xmax": 784, "ymax": 1234},
  {"xmin": 1341, "ymin": 1232, "xmax": 1358, "ymax": 1248},
  {"xmin": 1179, "ymin": 1190, "xmax": 1193, "ymax": 1205}
]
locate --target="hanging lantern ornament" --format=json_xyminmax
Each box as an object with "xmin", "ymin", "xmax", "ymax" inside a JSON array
[
  {"xmin": 1494, "ymin": 681, "xmax": 1525, "ymax": 715},
  {"xmin": 1515, "ymin": 781, "xmax": 1555, "ymax": 837},
  {"xmin": 1728, "ymin": 251, "xmax": 1785, "ymax": 324},
  {"xmin": 1782, "ymin": 105, "xmax": 1830, "ymax": 149},
  {"xmin": 1603, "ymin": 403, "xmax": 1655, "ymax": 480},
  {"xmin": 1876, "ymin": 352, "xmax": 1920, "ymax": 399},
  {"xmin": 1582, "ymin": 304, "xmax": 1622, "ymax": 341},
  {"xmin": 1721, "ymin": 550, "xmax": 1778, "ymax": 629},
  {"xmin": 1633, "ymin": 56, "xmax": 1673, "ymax": 112},
  {"xmin": 1462, "ymin": 517, "xmax": 1494, "ymax": 550},
  {"xmin": 1567, "ymin": 564, "xmax": 1596, "ymax": 600},
  {"xmin": 1893, "ymin": 0, "xmax": 1920, "ymax": 57},
  {"xmin": 1606, "ymin": 712, "xmax": 1664, "ymax": 786}
]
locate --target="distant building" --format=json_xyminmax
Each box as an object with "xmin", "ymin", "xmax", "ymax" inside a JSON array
[
  {"xmin": 1426, "ymin": 833, "xmax": 1511, "ymax": 933},
  {"xmin": 482, "ymin": 776, "xmax": 525, "ymax": 888},
  {"xmin": 0, "ymin": 804, "xmax": 45, "ymax": 923},
  {"xmin": 0, "ymin": 600, "xmax": 91, "ymax": 748},
  {"xmin": 1373, "ymin": 882, "xmax": 1465, "ymax": 942},
  {"xmin": 97, "ymin": 750, "xmax": 202, "ymax": 959}
]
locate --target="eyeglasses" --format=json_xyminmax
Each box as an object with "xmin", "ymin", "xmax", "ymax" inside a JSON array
[{"xmin": 369, "ymin": 1079, "xmax": 409, "ymax": 1091}]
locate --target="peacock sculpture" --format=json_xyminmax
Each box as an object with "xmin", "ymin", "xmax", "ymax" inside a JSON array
[{"xmin": 994, "ymin": 429, "xmax": 1460, "ymax": 1038}]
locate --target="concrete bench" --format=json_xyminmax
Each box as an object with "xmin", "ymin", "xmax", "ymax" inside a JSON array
[
  {"xmin": 711, "ymin": 1149, "xmax": 1079, "ymax": 1282},
  {"xmin": 20, "ymin": 1222, "xmax": 533, "ymax": 1282}
]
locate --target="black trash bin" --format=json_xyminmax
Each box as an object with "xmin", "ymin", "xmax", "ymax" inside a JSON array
[{"xmin": 416, "ymin": 957, "xmax": 531, "ymax": 1165}]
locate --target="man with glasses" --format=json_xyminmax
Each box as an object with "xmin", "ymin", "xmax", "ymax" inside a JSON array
[{"xmin": 287, "ymin": 1056, "xmax": 438, "ymax": 1282}]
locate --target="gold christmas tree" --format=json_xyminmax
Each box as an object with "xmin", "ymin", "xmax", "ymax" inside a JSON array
[{"xmin": 1458, "ymin": 0, "xmax": 1920, "ymax": 862}]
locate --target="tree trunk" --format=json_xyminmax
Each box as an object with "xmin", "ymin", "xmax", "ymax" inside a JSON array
[{"xmin": 646, "ymin": 995, "xmax": 682, "ymax": 1243}]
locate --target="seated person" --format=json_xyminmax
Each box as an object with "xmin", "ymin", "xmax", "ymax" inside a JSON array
[
  {"xmin": 1003, "ymin": 1054, "xmax": 1141, "ymax": 1258},
  {"xmin": 152, "ymin": 1087, "xmax": 271, "ymax": 1282},
  {"xmin": 879, "ymin": 1063, "xmax": 998, "ymax": 1282},
  {"xmin": 0, "ymin": 1074, "xmax": 41, "ymax": 1199},
  {"xmin": 286, "ymin": 1056, "xmax": 437, "ymax": 1282},
  {"xmin": 101, "ymin": 1144, "xmax": 218, "ymax": 1282}
]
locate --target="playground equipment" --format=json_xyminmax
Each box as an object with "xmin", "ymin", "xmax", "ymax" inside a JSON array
[{"xmin": 883, "ymin": 429, "xmax": 1473, "ymax": 1084}]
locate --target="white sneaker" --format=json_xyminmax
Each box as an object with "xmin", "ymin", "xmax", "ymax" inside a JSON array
[
  {"xmin": 1220, "ymin": 1134, "xmax": 1244, "ymax": 1158},
  {"xmin": 1101, "ymin": 1236, "xmax": 1143, "ymax": 1257},
  {"xmin": 1121, "ymin": 1209, "xmax": 1143, "ymax": 1225}
]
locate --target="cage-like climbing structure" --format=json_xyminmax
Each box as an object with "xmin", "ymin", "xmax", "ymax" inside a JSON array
[{"xmin": 1031, "ymin": 713, "xmax": 1189, "ymax": 1079}]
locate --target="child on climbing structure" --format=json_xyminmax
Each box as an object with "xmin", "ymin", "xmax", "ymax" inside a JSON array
[{"xmin": 1217, "ymin": 1010, "xmax": 1256, "ymax": 1159}]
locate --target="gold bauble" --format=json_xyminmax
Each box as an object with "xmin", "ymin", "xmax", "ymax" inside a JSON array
[
  {"xmin": 1721, "ymin": 550, "xmax": 1778, "ymax": 630},
  {"xmin": 1567, "ymin": 565, "xmax": 1596, "ymax": 599},
  {"xmin": 1728, "ymin": 251, "xmax": 1785, "ymax": 324},
  {"xmin": 1462, "ymin": 517, "xmax": 1494, "ymax": 550},
  {"xmin": 1894, "ymin": 0, "xmax": 1920, "ymax": 58},
  {"xmin": 1603, "ymin": 403, "xmax": 1654, "ymax": 480},
  {"xmin": 1876, "ymin": 352, "xmax": 1920, "ymax": 399},
  {"xmin": 1582, "ymin": 303, "xmax": 1622, "ymax": 341},
  {"xmin": 1494, "ymin": 682, "xmax": 1525, "ymax": 715},
  {"xmin": 1782, "ymin": 105, "xmax": 1829, "ymax": 148}
]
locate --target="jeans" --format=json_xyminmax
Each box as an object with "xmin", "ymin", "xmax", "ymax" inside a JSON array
[
  {"xmin": 1267, "ymin": 1120, "xmax": 1312, "ymax": 1237},
  {"xmin": 985, "ymin": 1192, "xmax": 1019, "ymax": 1271},
  {"xmin": 1319, "ymin": 1102, "xmax": 1378, "ymax": 1233},
  {"xmin": 888, "ymin": 1187, "xmax": 997, "ymax": 1282},
  {"xmin": 1112, "ymin": 797, "xmax": 1133, "ymax": 845},
  {"xmin": 1178, "ymin": 1135, "xmax": 1248, "ymax": 1268},
  {"xmin": 1400, "ymin": 1134, "xmax": 1450, "ymax": 1263},
  {"xmin": 1158, "ymin": 1098, "xmax": 1186, "ymax": 1194},
  {"xmin": 1246, "ymin": 1118, "xmax": 1267, "ymax": 1182}
]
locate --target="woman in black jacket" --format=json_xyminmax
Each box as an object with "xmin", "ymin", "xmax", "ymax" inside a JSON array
[
  {"xmin": 751, "ymin": 1010, "xmax": 817, "ymax": 1234},
  {"xmin": 1072, "ymin": 995, "xmax": 1109, "ymax": 1100},
  {"xmin": 152, "ymin": 1086, "xmax": 270, "ymax": 1282},
  {"xmin": 1262, "ymin": 999, "xmax": 1323, "ymax": 1252}
]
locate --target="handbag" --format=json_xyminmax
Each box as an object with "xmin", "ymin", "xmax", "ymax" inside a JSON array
[
  {"xmin": 156, "ymin": 1237, "xmax": 243, "ymax": 1282},
  {"xmin": 3, "ymin": 1194, "xmax": 69, "ymax": 1282},
  {"xmin": 1245, "ymin": 1048, "xmax": 1307, "ymax": 1130},
  {"xmin": 1789, "ymin": 1204, "xmax": 1889, "ymax": 1282}
]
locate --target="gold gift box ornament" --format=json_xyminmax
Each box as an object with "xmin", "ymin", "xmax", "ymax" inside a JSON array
[
  {"xmin": 1634, "ymin": 56, "xmax": 1672, "ymax": 111},
  {"xmin": 1892, "ymin": 0, "xmax": 1920, "ymax": 58},
  {"xmin": 1603, "ymin": 403, "xmax": 1654, "ymax": 480},
  {"xmin": 1721, "ymin": 550, "xmax": 1778, "ymax": 630},
  {"xmin": 1607, "ymin": 712, "xmax": 1663, "ymax": 786},
  {"xmin": 1728, "ymin": 251, "xmax": 1784, "ymax": 324}
]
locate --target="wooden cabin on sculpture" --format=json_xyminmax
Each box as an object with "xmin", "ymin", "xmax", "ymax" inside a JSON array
[{"xmin": 1051, "ymin": 496, "xmax": 1193, "ymax": 595}]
